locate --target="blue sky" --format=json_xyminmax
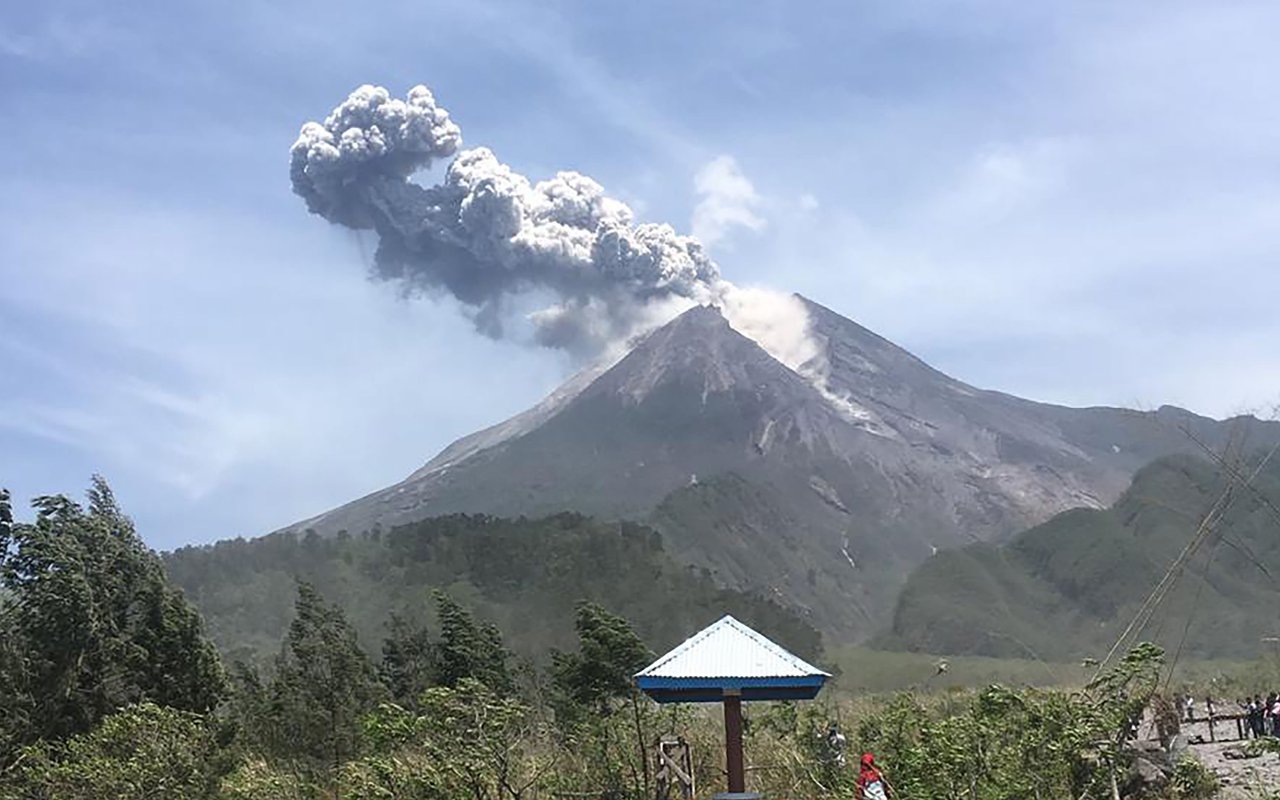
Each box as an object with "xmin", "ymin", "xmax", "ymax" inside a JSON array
[{"xmin": 3, "ymin": 0, "xmax": 1279, "ymax": 549}]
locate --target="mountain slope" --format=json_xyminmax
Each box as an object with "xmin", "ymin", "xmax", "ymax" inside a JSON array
[
  {"xmin": 164, "ymin": 512, "xmax": 822, "ymax": 667},
  {"xmin": 879, "ymin": 452, "xmax": 1280, "ymax": 660},
  {"xmin": 279, "ymin": 299, "xmax": 1280, "ymax": 640}
]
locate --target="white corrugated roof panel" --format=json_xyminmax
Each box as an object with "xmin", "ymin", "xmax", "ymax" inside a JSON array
[{"xmin": 636, "ymin": 615, "xmax": 829, "ymax": 679}]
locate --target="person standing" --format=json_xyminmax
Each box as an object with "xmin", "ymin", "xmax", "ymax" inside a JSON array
[
  {"xmin": 826, "ymin": 723, "xmax": 847, "ymax": 767},
  {"xmin": 1271, "ymin": 695, "xmax": 1280, "ymax": 736}
]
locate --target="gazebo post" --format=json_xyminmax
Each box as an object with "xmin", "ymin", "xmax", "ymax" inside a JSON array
[
  {"xmin": 635, "ymin": 615, "xmax": 831, "ymax": 800},
  {"xmin": 723, "ymin": 690, "xmax": 745, "ymax": 793}
]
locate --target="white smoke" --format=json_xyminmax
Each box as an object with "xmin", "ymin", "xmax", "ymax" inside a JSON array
[
  {"xmin": 719, "ymin": 287, "xmax": 869, "ymax": 422},
  {"xmin": 719, "ymin": 287, "xmax": 818, "ymax": 373},
  {"xmin": 290, "ymin": 84, "xmax": 831, "ymax": 387}
]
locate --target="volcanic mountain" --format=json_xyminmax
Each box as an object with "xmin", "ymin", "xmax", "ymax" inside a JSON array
[{"xmin": 281, "ymin": 297, "xmax": 1278, "ymax": 639}]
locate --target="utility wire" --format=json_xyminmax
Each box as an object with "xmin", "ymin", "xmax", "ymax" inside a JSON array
[{"xmin": 1094, "ymin": 437, "xmax": 1278, "ymax": 681}]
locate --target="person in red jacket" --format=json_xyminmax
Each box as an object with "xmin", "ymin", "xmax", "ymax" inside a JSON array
[{"xmin": 856, "ymin": 752, "xmax": 890, "ymax": 800}]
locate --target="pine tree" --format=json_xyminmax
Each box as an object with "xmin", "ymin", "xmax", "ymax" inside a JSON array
[
  {"xmin": 0, "ymin": 487, "xmax": 32, "ymax": 763},
  {"xmin": 0, "ymin": 477, "xmax": 224, "ymax": 751},
  {"xmin": 551, "ymin": 601, "xmax": 651, "ymax": 717},
  {"xmin": 431, "ymin": 591, "xmax": 513, "ymax": 695},
  {"xmin": 379, "ymin": 613, "xmax": 434, "ymax": 708},
  {"xmin": 0, "ymin": 487, "xmax": 11, "ymax": 555},
  {"xmin": 266, "ymin": 583, "xmax": 383, "ymax": 781}
]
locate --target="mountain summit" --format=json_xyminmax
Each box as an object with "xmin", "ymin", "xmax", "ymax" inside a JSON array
[{"xmin": 282, "ymin": 298, "xmax": 1278, "ymax": 639}]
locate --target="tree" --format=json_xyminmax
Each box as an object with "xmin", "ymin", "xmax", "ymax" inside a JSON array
[
  {"xmin": 431, "ymin": 591, "xmax": 512, "ymax": 694},
  {"xmin": 0, "ymin": 488, "xmax": 11, "ymax": 555},
  {"xmin": 0, "ymin": 593, "xmax": 32, "ymax": 764},
  {"xmin": 379, "ymin": 613, "xmax": 435, "ymax": 708},
  {"xmin": 0, "ymin": 478, "xmax": 224, "ymax": 753},
  {"xmin": 260, "ymin": 583, "xmax": 383, "ymax": 784},
  {"xmin": 550, "ymin": 601, "xmax": 651, "ymax": 717},
  {"xmin": 549, "ymin": 602, "xmax": 655, "ymax": 798},
  {"xmin": 0, "ymin": 488, "xmax": 32, "ymax": 759}
]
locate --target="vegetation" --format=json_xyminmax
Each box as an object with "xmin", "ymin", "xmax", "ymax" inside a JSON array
[
  {"xmin": 164, "ymin": 511, "xmax": 822, "ymax": 667},
  {"xmin": 0, "ymin": 479, "xmax": 223, "ymax": 761},
  {"xmin": 4, "ymin": 478, "xmax": 1273, "ymax": 799},
  {"xmin": 882, "ymin": 453, "xmax": 1280, "ymax": 660}
]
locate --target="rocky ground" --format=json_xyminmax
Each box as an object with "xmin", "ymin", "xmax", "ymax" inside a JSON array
[{"xmin": 1177, "ymin": 718, "xmax": 1280, "ymax": 799}]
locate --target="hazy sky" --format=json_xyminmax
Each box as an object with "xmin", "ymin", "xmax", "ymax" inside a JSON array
[{"xmin": 3, "ymin": 0, "xmax": 1279, "ymax": 548}]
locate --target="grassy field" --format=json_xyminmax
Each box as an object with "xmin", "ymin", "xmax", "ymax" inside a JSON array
[{"xmin": 826, "ymin": 645, "xmax": 1280, "ymax": 696}]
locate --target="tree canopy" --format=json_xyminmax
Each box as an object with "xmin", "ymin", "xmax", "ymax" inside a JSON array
[{"xmin": 0, "ymin": 478, "xmax": 224, "ymax": 759}]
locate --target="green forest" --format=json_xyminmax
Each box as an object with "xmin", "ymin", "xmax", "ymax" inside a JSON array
[
  {"xmin": 0, "ymin": 477, "xmax": 1255, "ymax": 799},
  {"xmin": 163, "ymin": 511, "xmax": 822, "ymax": 667},
  {"xmin": 881, "ymin": 454, "xmax": 1280, "ymax": 660}
]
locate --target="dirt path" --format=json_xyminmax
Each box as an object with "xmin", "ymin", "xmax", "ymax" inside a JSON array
[{"xmin": 1176, "ymin": 718, "xmax": 1280, "ymax": 798}]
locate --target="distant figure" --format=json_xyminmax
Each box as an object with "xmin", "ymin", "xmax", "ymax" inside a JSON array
[
  {"xmin": 826, "ymin": 723, "xmax": 847, "ymax": 766},
  {"xmin": 1271, "ymin": 696, "xmax": 1280, "ymax": 736},
  {"xmin": 1205, "ymin": 695, "xmax": 1216, "ymax": 721},
  {"xmin": 1185, "ymin": 696, "xmax": 1196, "ymax": 722},
  {"xmin": 857, "ymin": 753, "xmax": 890, "ymax": 800},
  {"xmin": 1249, "ymin": 696, "xmax": 1264, "ymax": 738}
]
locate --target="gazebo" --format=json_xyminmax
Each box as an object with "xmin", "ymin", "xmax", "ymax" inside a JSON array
[{"xmin": 635, "ymin": 615, "xmax": 830, "ymax": 799}]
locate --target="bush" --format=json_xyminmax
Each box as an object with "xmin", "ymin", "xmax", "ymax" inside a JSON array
[
  {"xmin": 1170, "ymin": 756, "xmax": 1218, "ymax": 799},
  {"xmin": 0, "ymin": 704, "xmax": 229, "ymax": 800}
]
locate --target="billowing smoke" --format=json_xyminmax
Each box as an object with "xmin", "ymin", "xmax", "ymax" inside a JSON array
[{"xmin": 291, "ymin": 84, "xmax": 730, "ymax": 356}]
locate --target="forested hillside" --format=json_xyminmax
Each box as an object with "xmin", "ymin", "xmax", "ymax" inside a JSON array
[
  {"xmin": 164, "ymin": 512, "xmax": 822, "ymax": 667},
  {"xmin": 880, "ymin": 453, "xmax": 1280, "ymax": 660}
]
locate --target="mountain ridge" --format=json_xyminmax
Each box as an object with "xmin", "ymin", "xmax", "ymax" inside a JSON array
[
  {"xmin": 277, "ymin": 298, "xmax": 1280, "ymax": 639},
  {"xmin": 878, "ymin": 451, "xmax": 1280, "ymax": 660}
]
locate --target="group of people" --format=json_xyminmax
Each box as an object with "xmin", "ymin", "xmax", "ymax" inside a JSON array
[
  {"xmin": 1174, "ymin": 693, "xmax": 1280, "ymax": 737},
  {"xmin": 1176, "ymin": 694, "xmax": 1217, "ymax": 722},
  {"xmin": 1241, "ymin": 694, "xmax": 1280, "ymax": 738}
]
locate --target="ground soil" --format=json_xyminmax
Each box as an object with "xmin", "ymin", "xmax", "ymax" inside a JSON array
[{"xmin": 1176, "ymin": 718, "xmax": 1280, "ymax": 798}]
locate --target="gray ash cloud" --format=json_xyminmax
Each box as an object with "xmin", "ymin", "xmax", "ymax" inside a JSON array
[{"xmin": 290, "ymin": 84, "xmax": 723, "ymax": 355}]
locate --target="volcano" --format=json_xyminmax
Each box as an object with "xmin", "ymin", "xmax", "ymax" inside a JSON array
[{"xmin": 281, "ymin": 297, "xmax": 1278, "ymax": 639}]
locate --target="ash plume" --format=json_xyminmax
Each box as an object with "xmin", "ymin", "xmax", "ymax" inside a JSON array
[{"xmin": 290, "ymin": 84, "xmax": 725, "ymax": 355}]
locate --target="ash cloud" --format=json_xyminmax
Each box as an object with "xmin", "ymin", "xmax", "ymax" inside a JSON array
[{"xmin": 290, "ymin": 84, "xmax": 724, "ymax": 355}]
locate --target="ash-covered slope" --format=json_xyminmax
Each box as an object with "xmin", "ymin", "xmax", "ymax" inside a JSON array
[{"xmin": 282, "ymin": 299, "xmax": 1278, "ymax": 639}]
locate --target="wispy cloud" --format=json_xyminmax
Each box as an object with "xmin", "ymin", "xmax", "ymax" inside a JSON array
[
  {"xmin": 691, "ymin": 155, "xmax": 766, "ymax": 247},
  {"xmin": 0, "ymin": 10, "xmax": 125, "ymax": 61}
]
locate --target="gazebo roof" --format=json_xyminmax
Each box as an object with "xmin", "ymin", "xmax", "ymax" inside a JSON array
[{"xmin": 634, "ymin": 615, "xmax": 829, "ymax": 703}]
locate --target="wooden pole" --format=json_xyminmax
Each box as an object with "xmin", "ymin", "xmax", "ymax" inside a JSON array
[{"xmin": 723, "ymin": 692, "xmax": 745, "ymax": 794}]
